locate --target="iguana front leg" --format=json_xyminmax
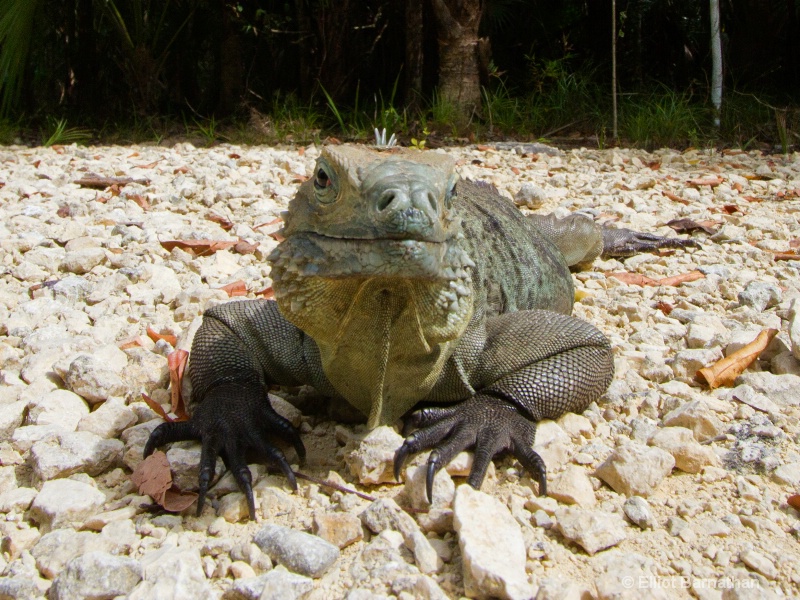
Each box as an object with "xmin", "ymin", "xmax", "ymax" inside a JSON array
[
  {"xmin": 144, "ymin": 300, "xmax": 309, "ymax": 519},
  {"xmin": 528, "ymin": 212, "xmax": 699, "ymax": 266},
  {"xmin": 394, "ymin": 310, "xmax": 614, "ymax": 500}
]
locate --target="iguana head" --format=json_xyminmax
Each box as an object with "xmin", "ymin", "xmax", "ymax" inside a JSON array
[{"xmin": 268, "ymin": 145, "xmax": 475, "ymax": 426}]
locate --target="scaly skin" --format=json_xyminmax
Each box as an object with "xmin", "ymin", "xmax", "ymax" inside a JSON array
[{"xmin": 145, "ymin": 145, "xmax": 695, "ymax": 518}]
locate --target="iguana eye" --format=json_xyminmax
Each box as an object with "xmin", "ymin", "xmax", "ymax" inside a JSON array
[{"xmin": 313, "ymin": 160, "xmax": 338, "ymax": 204}]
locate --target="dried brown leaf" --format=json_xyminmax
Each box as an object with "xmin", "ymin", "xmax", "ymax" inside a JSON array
[
  {"xmin": 788, "ymin": 495, "xmax": 800, "ymax": 510},
  {"xmin": 206, "ymin": 212, "xmax": 234, "ymax": 231},
  {"xmin": 131, "ymin": 451, "xmax": 173, "ymax": 500},
  {"xmin": 606, "ymin": 272, "xmax": 658, "ymax": 286},
  {"xmin": 173, "ymin": 166, "xmax": 190, "ymax": 174},
  {"xmin": 662, "ymin": 190, "xmax": 690, "ymax": 205},
  {"xmin": 656, "ymin": 270, "xmax": 705, "ymax": 286},
  {"xmin": 656, "ymin": 301, "xmax": 674, "ymax": 315},
  {"xmin": 146, "ymin": 327, "xmax": 177, "ymax": 347},
  {"xmin": 774, "ymin": 252, "xmax": 798, "ymax": 261},
  {"xmin": 220, "ymin": 280, "xmax": 248, "ymax": 297},
  {"xmin": 697, "ymin": 329, "xmax": 779, "ymax": 389},
  {"xmin": 128, "ymin": 194, "xmax": 150, "ymax": 210},
  {"xmin": 159, "ymin": 240, "xmax": 237, "ymax": 256},
  {"xmin": 666, "ymin": 218, "xmax": 718, "ymax": 235},
  {"xmin": 168, "ymin": 349, "xmax": 190, "ymax": 420},
  {"xmin": 141, "ymin": 393, "xmax": 174, "ymax": 423},
  {"xmin": 57, "ymin": 204, "xmax": 71, "ymax": 217},
  {"xmin": 118, "ymin": 336, "xmax": 147, "ymax": 350},
  {"xmin": 234, "ymin": 240, "xmax": 258, "ymax": 255},
  {"xmin": 688, "ymin": 176, "xmax": 723, "ymax": 188},
  {"xmin": 256, "ymin": 286, "xmax": 275, "ymax": 299},
  {"xmin": 161, "ymin": 487, "xmax": 198, "ymax": 512}
]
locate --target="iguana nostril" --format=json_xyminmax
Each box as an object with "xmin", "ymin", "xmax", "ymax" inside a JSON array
[{"xmin": 377, "ymin": 190, "xmax": 403, "ymax": 212}]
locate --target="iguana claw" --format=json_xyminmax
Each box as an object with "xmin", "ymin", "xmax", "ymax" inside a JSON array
[
  {"xmin": 144, "ymin": 384, "xmax": 305, "ymax": 520},
  {"xmin": 602, "ymin": 226, "xmax": 700, "ymax": 258},
  {"xmin": 394, "ymin": 394, "xmax": 548, "ymax": 502}
]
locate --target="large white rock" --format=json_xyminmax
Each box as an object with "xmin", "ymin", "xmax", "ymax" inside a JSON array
[
  {"xmin": 30, "ymin": 430, "xmax": 123, "ymax": 481},
  {"xmin": 555, "ymin": 506, "xmax": 628, "ymax": 555},
  {"xmin": 452, "ymin": 485, "xmax": 535, "ymax": 600},
  {"xmin": 129, "ymin": 542, "xmax": 214, "ymax": 600},
  {"xmin": 49, "ymin": 551, "xmax": 142, "ymax": 600},
  {"xmin": 344, "ymin": 425, "xmax": 403, "ymax": 485},
  {"xmin": 547, "ymin": 464, "xmax": 596, "ymax": 507},
  {"xmin": 595, "ymin": 443, "xmax": 675, "ymax": 497},
  {"xmin": 29, "ymin": 478, "xmax": 106, "ymax": 532},
  {"xmin": 27, "ymin": 389, "xmax": 89, "ymax": 431},
  {"xmin": 648, "ymin": 426, "xmax": 719, "ymax": 473}
]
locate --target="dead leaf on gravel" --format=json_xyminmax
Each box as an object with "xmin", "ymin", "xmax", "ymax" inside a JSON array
[
  {"xmin": 788, "ymin": 495, "xmax": 800, "ymax": 511},
  {"xmin": 606, "ymin": 270, "xmax": 705, "ymax": 287},
  {"xmin": 128, "ymin": 194, "xmax": 150, "ymax": 210},
  {"xmin": 168, "ymin": 349, "xmax": 190, "ymax": 419},
  {"xmin": 254, "ymin": 217, "xmax": 283, "ymax": 229},
  {"xmin": 696, "ymin": 329, "xmax": 778, "ymax": 388},
  {"xmin": 159, "ymin": 240, "xmax": 237, "ymax": 256},
  {"xmin": 662, "ymin": 190, "xmax": 690, "ymax": 205},
  {"xmin": 57, "ymin": 204, "xmax": 71, "ymax": 217},
  {"xmin": 687, "ymin": 176, "xmax": 723, "ymax": 188},
  {"xmin": 774, "ymin": 252, "xmax": 798, "ymax": 261},
  {"xmin": 666, "ymin": 218, "xmax": 718, "ymax": 235},
  {"xmin": 141, "ymin": 393, "xmax": 174, "ymax": 422},
  {"xmin": 118, "ymin": 336, "xmax": 147, "ymax": 350},
  {"xmin": 206, "ymin": 212, "xmax": 234, "ymax": 231},
  {"xmin": 162, "ymin": 487, "xmax": 198, "ymax": 512},
  {"xmin": 131, "ymin": 451, "xmax": 173, "ymax": 500},
  {"xmin": 146, "ymin": 327, "xmax": 177, "ymax": 347},
  {"xmin": 656, "ymin": 301, "xmax": 674, "ymax": 315},
  {"xmin": 741, "ymin": 195, "xmax": 764, "ymax": 203},
  {"xmin": 220, "ymin": 280, "xmax": 247, "ymax": 297},
  {"xmin": 173, "ymin": 166, "xmax": 190, "ymax": 174},
  {"xmin": 234, "ymin": 240, "xmax": 258, "ymax": 255},
  {"xmin": 131, "ymin": 451, "xmax": 198, "ymax": 513},
  {"xmin": 790, "ymin": 239, "xmax": 800, "ymax": 249}
]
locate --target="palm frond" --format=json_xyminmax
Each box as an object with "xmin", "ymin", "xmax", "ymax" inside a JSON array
[{"xmin": 0, "ymin": 0, "xmax": 41, "ymax": 115}]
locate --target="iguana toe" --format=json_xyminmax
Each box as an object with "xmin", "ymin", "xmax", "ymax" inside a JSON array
[
  {"xmin": 395, "ymin": 394, "xmax": 548, "ymax": 502},
  {"xmin": 602, "ymin": 226, "xmax": 700, "ymax": 258},
  {"xmin": 143, "ymin": 384, "xmax": 306, "ymax": 520}
]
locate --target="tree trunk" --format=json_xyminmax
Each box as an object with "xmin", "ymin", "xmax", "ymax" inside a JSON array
[
  {"xmin": 710, "ymin": 0, "xmax": 722, "ymax": 128},
  {"xmin": 431, "ymin": 0, "xmax": 483, "ymax": 125},
  {"xmin": 405, "ymin": 0, "xmax": 424, "ymax": 110}
]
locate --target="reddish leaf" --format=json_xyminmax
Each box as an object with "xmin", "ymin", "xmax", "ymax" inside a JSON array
[
  {"xmin": 57, "ymin": 204, "xmax": 71, "ymax": 217},
  {"xmin": 168, "ymin": 350, "xmax": 190, "ymax": 420},
  {"xmin": 790, "ymin": 239, "xmax": 800, "ymax": 249},
  {"xmin": 127, "ymin": 152, "xmax": 140, "ymax": 158},
  {"xmin": 697, "ymin": 329, "xmax": 778, "ymax": 388},
  {"xmin": 666, "ymin": 218, "xmax": 718, "ymax": 235},
  {"xmin": 141, "ymin": 393, "xmax": 175, "ymax": 423},
  {"xmin": 254, "ymin": 217, "xmax": 283, "ymax": 229},
  {"xmin": 173, "ymin": 166, "xmax": 190, "ymax": 174},
  {"xmin": 774, "ymin": 252, "xmax": 799, "ymax": 261},
  {"xmin": 32, "ymin": 159, "xmax": 41, "ymax": 168},
  {"xmin": 268, "ymin": 231, "xmax": 286, "ymax": 242},
  {"xmin": 159, "ymin": 240, "xmax": 237, "ymax": 256},
  {"xmin": 134, "ymin": 159, "xmax": 163, "ymax": 169},
  {"xmin": 657, "ymin": 270, "xmax": 705, "ymax": 286},
  {"xmin": 606, "ymin": 272, "xmax": 658, "ymax": 286},
  {"xmin": 297, "ymin": 147, "xmax": 305, "ymax": 156},
  {"xmin": 788, "ymin": 495, "xmax": 800, "ymax": 510},
  {"xmin": 234, "ymin": 240, "xmax": 258, "ymax": 255},
  {"xmin": 662, "ymin": 190, "xmax": 690, "ymax": 205},
  {"xmin": 146, "ymin": 327, "xmax": 178, "ymax": 347},
  {"xmin": 161, "ymin": 487, "xmax": 198, "ymax": 512},
  {"xmin": 687, "ymin": 176, "xmax": 723, "ymax": 188},
  {"xmin": 741, "ymin": 195, "xmax": 763, "ymax": 203},
  {"xmin": 327, "ymin": 137, "xmax": 342, "ymax": 145},
  {"xmin": 109, "ymin": 184, "xmax": 122, "ymax": 197},
  {"xmin": 656, "ymin": 301, "xmax": 674, "ymax": 315},
  {"xmin": 220, "ymin": 280, "xmax": 248, "ymax": 297},
  {"xmin": 128, "ymin": 194, "xmax": 150, "ymax": 210},
  {"xmin": 732, "ymin": 182, "xmax": 744, "ymax": 192},
  {"xmin": 131, "ymin": 451, "xmax": 173, "ymax": 500},
  {"xmin": 206, "ymin": 212, "xmax": 234, "ymax": 231},
  {"xmin": 647, "ymin": 161, "xmax": 661, "ymax": 170},
  {"xmin": 228, "ymin": 153, "xmax": 241, "ymax": 159},
  {"xmin": 118, "ymin": 336, "xmax": 147, "ymax": 350},
  {"xmin": 476, "ymin": 144, "xmax": 491, "ymax": 151},
  {"xmin": 721, "ymin": 204, "xmax": 743, "ymax": 215}
]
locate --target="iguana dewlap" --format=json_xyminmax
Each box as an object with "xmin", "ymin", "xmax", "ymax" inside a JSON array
[{"xmin": 145, "ymin": 144, "xmax": 695, "ymax": 519}]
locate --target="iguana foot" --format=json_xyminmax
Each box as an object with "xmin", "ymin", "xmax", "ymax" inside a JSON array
[
  {"xmin": 144, "ymin": 384, "xmax": 305, "ymax": 520},
  {"xmin": 602, "ymin": 226, "xmax": 700, "ymax": 258},
  {"xmin": 394, "ymin": 394, "xmax": 547, "ymax": 502}
]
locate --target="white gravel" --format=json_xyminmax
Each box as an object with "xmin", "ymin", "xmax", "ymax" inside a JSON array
[{"xmin": 1, "ymin": 141, "xmax": 800, "ymax": 598}]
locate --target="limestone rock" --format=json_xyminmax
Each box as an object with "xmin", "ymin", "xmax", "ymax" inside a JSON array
[
  {"xmin": 77, "ymin": 397, "xmax": 137, "ymax": 438},
  {"xmin": 661, "ymin": 400, "xmax": 726, "ymax": 441},
  {"xmin": 452, "ymin": 485, "xmax": 534, "ymax": 600},
  {"xmin": 738, "ymin": 281, "xmax": 781, "ymax": 312},
  {"xmin": 254, "ymin": 524, "xmax": 340, "ymax": 578},
  {"xmin": 555, "ymin": 506, "xmax": 627, "ymax": 555},
  {"xmin": 739, "ymin": 549, "xmax": 778, "ymax": 580},
  {"xmin": 312, "ymin": 510, "xmax": 363, "ymax": 549},
  {"xmin": 344, "ymin": 426, "xmax": 403, "ymax": 485},
  {"xmin": 595, "ymin": 443, "xmax": 674, "ymax": 497},
  {"xmin": 648, "ymin": 426, "xmax": 719, "ymax": 473},
  {"xmin": 359, "ymin": 498, "xmax": 441, "ymax": 574},
  {"xmin": 49, "ymin": 551, "xmax": 142, "ymax": 600},
  {"xmin": 130, "ymin": 544, "xmax": 214, "ymax": 599},
  {"xmin": 404, "ymin": 463, "xmax": 455, "ymax": 510},
  {"xmin": 29, "ymin": 478, "xmax": 106, "ymax": 532},
  {"xmin": 27, "ymin": 389, "xmax": 89, "ymax": 431},
  {"xmin": 63, "ymin": 354, "xmax": 126, "ymax": 404},
  {"xmin": 547, "ymin": 464, "xmax": 596, "ymax": 507},
  {"xmin": 622, "ymin": 496, "xmax": 657, "ymax": 529},
  {"xmin": 30, "ymin": 430, "xmax": 123, "ymax": 481}
]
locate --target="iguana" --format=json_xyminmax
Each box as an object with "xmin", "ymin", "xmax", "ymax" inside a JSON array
[{"xmin": 145, "ymin": 144, "xmax": 695, "ymax": 519}]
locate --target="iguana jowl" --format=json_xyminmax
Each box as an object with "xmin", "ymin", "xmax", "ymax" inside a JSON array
[{"xmin": 145, "ymin": 145, "xmax": 695, "ymax": 519}]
